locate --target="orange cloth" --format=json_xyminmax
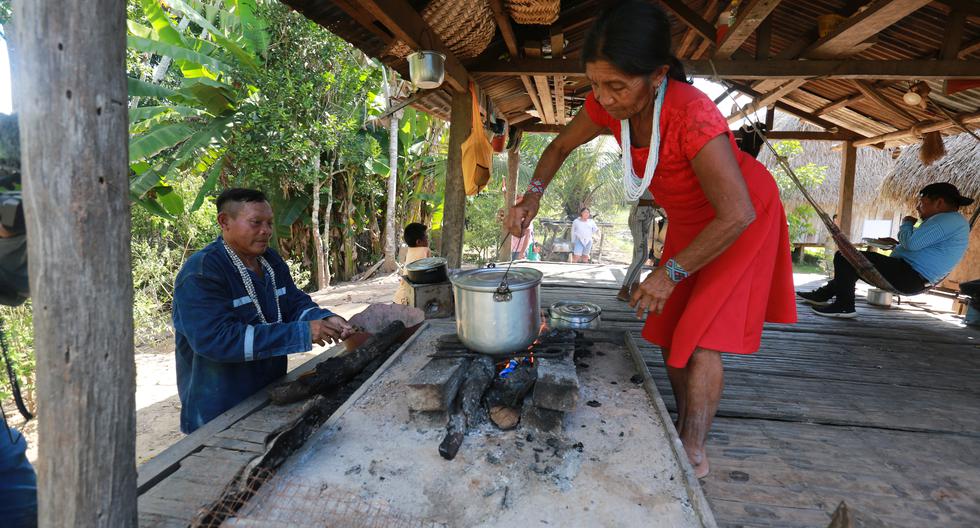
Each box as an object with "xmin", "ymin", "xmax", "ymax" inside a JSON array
[
  {"xmin": 462, "ymin": 84, "xmax": 493, "ymax": 195},
  {"xmin": 585, "ymin": 82, "xmax": 797, "ymax": 368}
]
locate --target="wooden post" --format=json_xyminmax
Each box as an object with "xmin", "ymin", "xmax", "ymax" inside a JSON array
[
  {"xmin": 441, "ymin": 89, "xmax": 468, "ymax": 268},
  {"xmin": 16, "ymin": 0, "xmax": 137, "ymax": 526},
  {"xmin": 497, "ymin": 133, "xmax": 521, "ymax": 262},
  {"xmin": 837, "ymin": 141, "xmax": 857, "ymax": 240}
]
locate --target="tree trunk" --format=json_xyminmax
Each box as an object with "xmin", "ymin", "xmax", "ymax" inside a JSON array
[
  {"xmin": 16, "ymin": 0, "xmax": 137, "ymax": 525},
  {"xmin": 382, "ymin": 67, "xmax": 401, "ymax": 273},
  {"xmin": 441, "ymin": 89, "xmax": 469, "ymax": 268},
  {"xmin": 311, "ymin": 156, "xmax": 327, "ymax": 290},
  {"xmin": 498, "ymin": 133, "xmax": 521, "ymax": 261},
  {"xmin": 343, "ymin": 172, "xmax": 357, "ymax": 279},
  {"xmin": 129, "ymin": 16, "xmax": 190, "ymax": 108},
  {"xmin": 321, "ymin": 162, "xmax": 335, "ymax": 288}
]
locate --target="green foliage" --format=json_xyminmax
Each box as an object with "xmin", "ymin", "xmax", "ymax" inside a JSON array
[
  {"xmin": 768, "ymin": 140, "xmax": 828, "ymax": 243},
  {"xmin": 0, "ymin": 303, "xmax": 35, "ymax": 415},
  {"xmin": 464, "ymin": 188, "xmax": 507, "ymax": 263}
]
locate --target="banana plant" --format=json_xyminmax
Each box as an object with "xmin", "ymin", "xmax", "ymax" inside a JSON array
[{"xmin": 126, "ymin": 0, "xmax": 267, "ymax": 218}]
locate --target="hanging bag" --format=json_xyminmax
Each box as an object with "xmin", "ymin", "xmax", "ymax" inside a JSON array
[{"xmin": 462, "ymin": 84, "xmax": 493, "ymax": 195}]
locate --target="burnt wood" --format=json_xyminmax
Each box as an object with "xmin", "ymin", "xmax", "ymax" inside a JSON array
[
  {"xmin": 268, "ymin": 320, "xmax": 406, "ymax": 404},
  {"xmin": 483, "ymin": 363, "xmax": 537, "ymax": 409}
]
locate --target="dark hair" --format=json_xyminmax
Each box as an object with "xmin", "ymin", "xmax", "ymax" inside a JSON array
[
  {"xmin": 582, "ymin": 0, "xmax": 689, "ymax": 83},
  {"xmin": 404, "ymin": 222, "xmax": 428, "ymax": 247},
  {"xmin": 919, "ymin": 182, "xmax": 975, "ymax": 207},
  {"xmin": 580, "ymin": 207, "xmax": 590, "ymax": 214},
  {"xmin": 216, "ymin": 188, "xmax": 268, "ymax": 214}
]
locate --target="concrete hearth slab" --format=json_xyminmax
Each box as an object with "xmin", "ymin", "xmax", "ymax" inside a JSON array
[{"xmin": 225, "ymin": 321, "xmax": 713, "ymax": 527}]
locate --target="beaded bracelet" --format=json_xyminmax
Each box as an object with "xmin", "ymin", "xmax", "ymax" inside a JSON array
[
  {"xmin": 664, "ymin": 258, "xmax": 689, "ymax": 283},
  {"xmin": 526, "ymin": 178, "xmax": 545, "ymax": 196}
]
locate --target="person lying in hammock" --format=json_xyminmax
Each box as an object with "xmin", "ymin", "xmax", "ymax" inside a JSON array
[{"xmin": 798, "ymin": 182, "xmax": 973, "ymax": 318}]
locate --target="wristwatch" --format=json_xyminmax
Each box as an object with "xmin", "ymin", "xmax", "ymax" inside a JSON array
[{"xmin": 664, "ymin": 258, "xmax": 689, "ymax": 283}]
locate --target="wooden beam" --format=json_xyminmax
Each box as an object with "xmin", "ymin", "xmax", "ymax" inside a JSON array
[
  {"xmin": 713, "ymin": 0, "xmax": 782, "ymax": 59},
  {"xmin": 472, "ymin": 59, "xmax": 980, "ymax": 79},
  {"xmin": 816, "ymin": 91, "xmax": 867, "ymax": 116},
  {"xmin": 853, "ymin": 110, "xmax": 980, "ymax": 147},
  {"xmin": 17, "ymin": 0, "xmax": 138, "ymax": 525},
  {"xmin": 801, "ymin": 0, "xmax": 932, "ymax": 59},
  {"xmin": 958, "ymin": 37, "xmax": 980, "ymax": 58},
  {"xmin": 764, "ymin": 106, "xmax": 775, "ymax": 130},
  {"xmin": 487, "ymin": 0, "xmax": 546, "ymax": 123},
  {"xmin": 838, "ymin": 141, "xmax": 857, "ymax": 239},
  {"xmin": 727, "ymin": 79, "xmax": 807, "ymax": 124},
  {"xmin": 765, "ymin": 131, "xmax": 856, "ymax": 141},
  {"xmin": 351, "ymin": 0, "xmax": 469, "ymax": 92},
  {"xmin": 726, "ymin": 80, "xmax": 858, "ymax": 134},
  {"xmin": 521, "ymin": 123, "xmax": 610, "ymax": 135},
  {"xmin": 660, "ymin": 0, "xmax": 716, "ymax": 42},
  {"xmin": 941, "ymin": 9, "xmax": 967, "ymax": 60},
  {"xmin": 551, "ymin": 30, "xmax": 565, "ymax": 125},
  {"xmin": 755, "ymin": 13, "xmax": 772, "ymax": 60},
  {"xmin": 441, "ymin": 90, "xmax": 468, "ymax": 267},
  {"xmin": 851, "ymin": 80, "xmax": 917, "ymax": 127},
  {"xmin": 533, "ymin": 75, "xmax": 555, "ymax": 124}
]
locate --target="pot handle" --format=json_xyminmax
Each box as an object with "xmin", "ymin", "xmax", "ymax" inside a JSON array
[{"xmin": 486, "ymin": 262, "xmax": 496, "ymax": 268}]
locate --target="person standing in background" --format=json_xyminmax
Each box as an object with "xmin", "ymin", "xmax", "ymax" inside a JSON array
[
  {"xmin": 511, "ymin": 221, "xmax": 534, "ymax": 261},
  {"xmin": 571, "ymin": 208, "xmax": 600, "ymax": 263}
]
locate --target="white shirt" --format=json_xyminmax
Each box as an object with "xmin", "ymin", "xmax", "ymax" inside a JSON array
[{"xmin": 571, "ymin": 218, "xmax": 599, "ymax": 244}]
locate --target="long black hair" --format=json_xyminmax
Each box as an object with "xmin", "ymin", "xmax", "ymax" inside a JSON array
[{"xmin": 582, "ymin": 0, "xmax": 689, "ymax": 83}]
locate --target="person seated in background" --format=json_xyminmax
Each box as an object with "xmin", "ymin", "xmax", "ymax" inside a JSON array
[
  {"xmin": 172, "ymin": 188, "xmax": 353, "ymax": 433},
  {"xmin": 571, "ymin": 207, "xmax": 599, "ymax": 263},
  {"xmin": 394, "ymin": 222, "xmax": 432, "ymax": 305},
  {"xmin": 511, "ymin": 221, "xmax": 534, "ymax": 261},
  {"xmin": 527, "ymin": 242, "xmax": 543, "ymax": 262},
  {"xmin": 798, "ymin": 182, "xmax": 973, "ymax": 318}
]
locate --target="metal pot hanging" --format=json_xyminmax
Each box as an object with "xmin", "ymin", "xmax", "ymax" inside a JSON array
[
  {"xmin": 407, "ymin": 51, "xmax": 446, "ymax": 90},
  {"xmin": 450, "ymin": 266, "xmax": 542, "ymax": 355}
]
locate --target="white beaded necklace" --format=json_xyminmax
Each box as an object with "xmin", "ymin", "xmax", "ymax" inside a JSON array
[
  {"xmin": 223, "ymin": 239, "xmax": 281, "ymax": 324},
  {"xmin": 621, "ymin": 78, "xmax": 667, "ymax": 201}
]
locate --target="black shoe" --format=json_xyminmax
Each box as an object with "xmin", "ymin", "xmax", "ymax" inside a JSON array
[
  {"xmin": 797, "ymin": 286, "xmax": 834, "ymax": 306},
  {"xmin": 812, "ymin": 303, "xmax": 857, "ymax": 319}
]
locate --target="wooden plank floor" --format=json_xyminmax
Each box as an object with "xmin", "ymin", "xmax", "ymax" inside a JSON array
[{"xmin": 540, "ymin": 282, "xmax": 980, "ymax": 528}]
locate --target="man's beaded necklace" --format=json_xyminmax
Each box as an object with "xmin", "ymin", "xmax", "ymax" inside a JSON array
[{"xmin": 223, "ymin": 240, "xmax": 282, "ymax": 324}]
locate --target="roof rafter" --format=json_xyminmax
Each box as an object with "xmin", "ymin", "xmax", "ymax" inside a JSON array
[
  {"xmin": 713, "ymin": 0, "xmax": 783, "ymax": 59},
  {"xmin": 802, "ymin": 0, "xmax": 933, "ymax": 59}
]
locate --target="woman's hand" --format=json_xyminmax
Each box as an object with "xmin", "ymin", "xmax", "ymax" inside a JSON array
[
  {"xmin": 505, "ymin": 194, "xmax": 541, "ymax": 237},
  {"xmin": 629, "ymin": 268, "xmax": 676, "ymax": 318}
]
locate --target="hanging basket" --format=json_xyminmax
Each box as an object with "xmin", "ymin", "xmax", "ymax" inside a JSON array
[
  {"xmin": 506, "ymin": 0, "xmax": 560, "ymax": 25},
  {"xmin": 383, "ymin": 0, "xmax": 496, "ymax": 59}
]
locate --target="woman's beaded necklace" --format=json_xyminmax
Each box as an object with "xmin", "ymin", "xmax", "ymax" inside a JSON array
[
  {"xmin": 223, "ymin": 239, "xmax": 282, "ymax": 324},
  {"xmin": 621, "ymin": 78, "xmax": 667, "ymax": 201}
]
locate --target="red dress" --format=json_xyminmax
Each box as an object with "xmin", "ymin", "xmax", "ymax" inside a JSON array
[{"xmin": 584, "ymin": 82, "xmax": 797, "ymax": 368}]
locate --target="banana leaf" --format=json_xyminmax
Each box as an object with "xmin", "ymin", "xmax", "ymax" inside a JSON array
[
  {"xmin": 127, "ymin": 35, "xmax": 235, "ymax": 77},
  {"xmin": 178, "ymin": 82, "xmax": 234, "ymax": 114},
  {"xmin": 156, "ymin": 186, "xmax": 185, "ymax": 216},
  {"xmin": 190, "ymin": 155, "xmax": 224, "ymax": 212},
  {"xmin": 139, "ymin": 0, "xmax": 187, "ymax": 47},
  {"xmin": 164, "ymin": 0, "xmax": 260, "ymax": 72},
  {"xmin": 224, "ymin": 0, "xmax": 269, "ymax": 56},
  {"xmin": 128, "ymin": 77, "xmax": 177, "ymax": 99},
  {"xmin": 129, "ymin": 105, "xmax": 203, "ymax": 125},
  {"xmin": 132, "ymin": 192, "xmax": 176, "ymax": 220},
  {"xmin": 129, "ymin": 122, "xmax": 196, "ymax": 162},
  {"xmin": 157, "ymin": 114, "xmax": 236, "ymax": 179}
]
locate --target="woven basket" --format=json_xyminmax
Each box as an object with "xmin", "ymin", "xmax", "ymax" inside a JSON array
[
  {"xmin": 506, "ymin": 0, "xmax": 559, "ymax": 25},
  {"xmin": 384, "ymin": 0, "xmax": 496, "ymax": 59}
]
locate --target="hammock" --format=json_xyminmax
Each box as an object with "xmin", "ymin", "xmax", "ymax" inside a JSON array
[{"xmin": 739, "ymin": 120, "xmax": 943, "ymax": 296}]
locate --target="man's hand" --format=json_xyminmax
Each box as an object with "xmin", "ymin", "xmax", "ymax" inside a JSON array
[
  {"xmin": 505, "ymin": 194, "xmax": 541, "ymax": 237},
  {"xmin": 629, "ymin": 268, "xmax": 677, "ymax": 319},
  {"xmin": 309, "ymin": 316, "xmax": 354, "ymax": 346},
  {"xmin": 902, "ymin": 216, "xmax": 918, "ymax": 224}
]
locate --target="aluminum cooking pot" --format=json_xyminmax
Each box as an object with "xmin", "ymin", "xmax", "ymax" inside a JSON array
[
  {"xmin": 407, "ymin": 51, "xmax": 446, "ymax": 90},
  {"xmin": 547, "ymin": 301, "xmax": 601, "ymax": 330},
  {"xmin": 405, "ymin": 257, "xmax": 448, "ymax": 284},
  {"xmin": 450, "ymin": 267, "xmax": 542, "ymax": 356}
]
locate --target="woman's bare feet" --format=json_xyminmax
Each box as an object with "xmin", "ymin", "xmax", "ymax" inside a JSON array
[{"xmin": 684, "ymin": 444, "xmax": 710, "ymax": 478}]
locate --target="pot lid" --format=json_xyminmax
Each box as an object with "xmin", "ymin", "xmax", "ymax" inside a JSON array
[
  {"xmin": 406, "ymin": 257, "xmax": 447, "ymax": 272},
  {"xmin": 450, "ymin": 267, "xmax": 542, "ymax": 292},
  {"xmin": 549, "ymin": 301, "xmax": 602, "ymax": 322}
]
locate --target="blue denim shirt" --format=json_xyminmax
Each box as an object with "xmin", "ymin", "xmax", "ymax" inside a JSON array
[
  {"xmin": 172, "ymin": 237, "xmax": 334, "ymax": 433},
  {"xmin": 0, "ymin": 422, "xmax": 37, "ymax": 528}
]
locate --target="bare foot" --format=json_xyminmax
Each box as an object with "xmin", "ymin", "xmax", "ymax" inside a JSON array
[{"xmin": 684, "ymin": 445, "xmax": 710, "ymax": 479}]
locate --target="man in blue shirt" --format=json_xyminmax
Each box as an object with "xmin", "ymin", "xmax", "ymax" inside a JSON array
[
  {"xmin": 173, "ymin": 188, "xmax": 353, "ymax": 433},
  {"xmin": 798, "ymin": 182, "xmax": 973, "ymax": 318},
  {"xmin": 0, "ymin": 421, "xmax": 37, "ymax": 528}
]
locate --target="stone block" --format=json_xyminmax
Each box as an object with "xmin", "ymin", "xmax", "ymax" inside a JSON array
[
  {"xmin": 531, "ymin": 356, "xmax": 579, "ymax": 411},
  {"xmin": 406, "ymin": 358, "xmax": 470, "ymax": 411},
  {"xmin": 521, "ymin": 404, "xmax": 564, "ymax": 433}
]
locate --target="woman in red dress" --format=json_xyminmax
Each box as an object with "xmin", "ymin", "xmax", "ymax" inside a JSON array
[{"xmin": 505, "ymin": 1, "xmax": 797, "ymax": 478}]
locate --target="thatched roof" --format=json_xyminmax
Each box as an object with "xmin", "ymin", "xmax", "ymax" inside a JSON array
[
  {"xmin": 757, "ymin": 113, "xmax": 896, "ymax": 213},
  {"xmin": 881, "ymin": 133, "xmax": 980, "ymax": 215}
]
